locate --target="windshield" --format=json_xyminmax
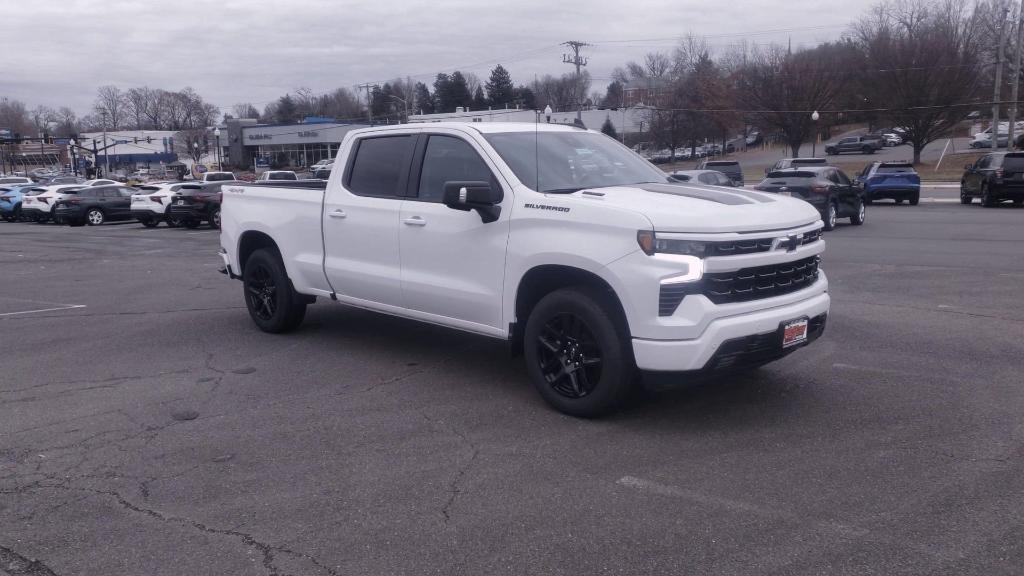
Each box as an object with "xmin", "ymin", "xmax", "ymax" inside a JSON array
[
  {"xmin": 484, "ymin": 131, "xmax": 667, "ymax": 193},
  {"xmin": 876, "ymin": 164, "xmax": 915, "ymax": 174},
  {"xmin": 206, "ymin": 173, "xmax": 233, "ymax": 181}
]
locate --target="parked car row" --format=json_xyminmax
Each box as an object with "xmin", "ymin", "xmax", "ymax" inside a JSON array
[{"xmin": 0, "ymin": 180, "xmax": 230, "ymax": 229}]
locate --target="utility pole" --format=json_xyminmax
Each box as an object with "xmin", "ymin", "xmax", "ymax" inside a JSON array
[
  {"xmin": 101, "ymin": 110, "xmax": 110, "ymax": 176},
  {"xmin": 1009, "ymin": 0, "xmax": 1024, "ymax": 149},
  {"xmin": 993, "ymin": 4, "xmax": 1010, "ymax": 149},
  {"xmin": 562, "ymin": 40, "xmax": 590, "ymax": 124},
  {"xmin": 358, "ymin": 83, "xmax": 377, "ymax": 125}
]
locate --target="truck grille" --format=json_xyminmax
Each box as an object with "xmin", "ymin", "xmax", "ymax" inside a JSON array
[
  {"xmin": 703, "ymin": 229, "xmax": 821, "ymax": 257},
  {"xmin": 658, "ymin": 256, "xmax": 821, "ymax": 315}
]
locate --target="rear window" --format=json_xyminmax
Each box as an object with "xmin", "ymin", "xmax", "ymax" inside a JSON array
[
  {"xmin": 876, "ymin": 163, "xmax": 916, "ymax": 174},
  {"xmin": 767, "ymin": 171, "xmax": 817, "ymax": 179},
  {"xmin": 268, "ymin": 172, "xmax": 297, "ymax": 181},
  {"xmin": 1002, "ymin": 154, "xmax": 1024, "ymax": 170},
  {"xmin": 704, "ymin": 161, "xmax": 738, "ymax": 167},
  {"xmin": 206, "ymin": 173, "xmax": 234, "ymax": 181},
  {"xmin": 347, "ymin": 135, "xmax": 417, "ymax": 196},
  {"xmin": 791, "ymin": 158, "xmax": 827, "ymax": 165}
]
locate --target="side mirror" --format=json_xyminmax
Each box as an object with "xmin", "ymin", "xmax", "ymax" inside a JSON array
[{"xmin": 443, "ymin": 181, "xmax": 502, "ymax": 223}]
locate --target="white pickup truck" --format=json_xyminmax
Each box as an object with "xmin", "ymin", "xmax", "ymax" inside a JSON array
[{"xmin": 220, "ymin": 123, "xmax": 830, "ymax": 416}]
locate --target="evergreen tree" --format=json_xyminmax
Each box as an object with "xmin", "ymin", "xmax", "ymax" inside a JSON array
[
  {"xmin": 601, "ymin": 116, "xmax": 618, "ymax": 139},
  {"xmin": 275, "ymin": 94, "xmax": 298, "ymax": 123},
  {"xmin": 413, "ymin": 82, "xmax": 434, "ymax": 114},
  {"xmin": 603, "ymin": 80, "xmax": 624, "ymax": 108},
  {"xmin": 485, "ymin": 64, "xmax": 515, "ymax": 107},
  {"xmin": 472, "ymin": 86, "xmax": 487, "ymax": 110},
  {"xmin": 513, "ymin": 86, "xmax": 537, "ymax": 109},
  {"xmin": 433, "ymin": 73, "xmax": 452, "ymax": 112},
  {"xmin": 449, "ymin": 71, "xmax": 473, "ymax": 110}
]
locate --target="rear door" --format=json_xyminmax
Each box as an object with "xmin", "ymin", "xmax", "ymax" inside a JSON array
[
  {"xmin": 323, "ymin": 131, "xmax": 418, "ymax": 308},
  {"xmin": 832, "ymin": 169, "xmax": 858, "ymax": 214},
  {"xmin": 398, "ymin": 131, "xmax": 512, "ymax": 332},
  {"xmin": 112, "ymin": 187, "xmax": 134, "ymax": 218},
  {"xmin": 838, "ymin": 138, "xmax": 856, "ymax": 153}
]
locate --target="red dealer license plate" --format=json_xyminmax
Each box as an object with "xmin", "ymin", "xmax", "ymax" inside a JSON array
[{"xmin": 781, "ymin": 318, "xmax": 809, "ymax": 348}]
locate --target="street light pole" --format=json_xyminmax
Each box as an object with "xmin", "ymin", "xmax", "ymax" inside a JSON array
[
  {"xmin": 389, "ymin": 95, "xmax": 409, "ymax": 123},
  {"xmin": 214, "ymin": 127, "xmax": 221, "ymax": 169},
  {"xmin": 101, "ymin": 110, "xmax": 109, "ymax": 177},
  {"xmin": 69, "ymin": 139, "xmax": 77, "ymax": 176},
  {"xmin": 811, "ymin": 110, "xmax": 820, "ymax": 157}
]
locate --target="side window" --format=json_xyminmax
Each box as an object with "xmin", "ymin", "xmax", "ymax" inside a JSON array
[
  {"xmin": 835, "ymin": 170, "xmax": 851, "ymax": 186},
  {"xmin": 826, "ymin": 170, "xmax": 841, "ymax": 184},
  {"xmin": 839, "ymin": 138, "xmax": 854, "ymax": 145},
  {"xmin": 698, "ymin": 172, "xmax": 716, "ymax": 185},
  {"xmin": 977, "ymin": 156, "xmax": 990, "ymax": 169},
  {"xmin": 101, "ymin": 189, "xmax": 118, "ymax": 198},
  {"xmin": 416, "ymin": 135, "xmax": 496, "ymax": 202},
  {"xmin": 119, "ymin": 187, "xmax": 134, "ymax": 197},
  {"xmin": 718, "ymin": 173, "xmax": 733, "ymax": 186},
  {"xmin": 346, "ymin": 135, "xmax": 417, "ymax": 197}
]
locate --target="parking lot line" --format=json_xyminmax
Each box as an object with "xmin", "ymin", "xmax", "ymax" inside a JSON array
[{"xmin": 0, "ymin": 304, "xmax": 86, "ymax": 317}]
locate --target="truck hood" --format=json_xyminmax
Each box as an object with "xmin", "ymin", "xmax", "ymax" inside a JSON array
[{"xmin": 567, "ymin": 183, "xmax": 822, "ymax": 233}]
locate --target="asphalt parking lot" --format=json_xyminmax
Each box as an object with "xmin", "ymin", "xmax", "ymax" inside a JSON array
[{"xmin": 2, "ymin": 199, "xmax": 1023, "ymax": 576}]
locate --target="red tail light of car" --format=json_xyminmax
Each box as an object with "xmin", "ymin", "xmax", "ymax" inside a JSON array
[
  {"xmin": 150, "ymin": 196, "xmax": 163, "ymax": 204},
  {"xmin": 810, "ymin": 183, "xmax": 829, "ymax": 194}
]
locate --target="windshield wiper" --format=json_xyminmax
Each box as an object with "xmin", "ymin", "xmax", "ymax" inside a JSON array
[{"xmin": 543, "ymin": 187, "xmax": 584, "ymax": 194}]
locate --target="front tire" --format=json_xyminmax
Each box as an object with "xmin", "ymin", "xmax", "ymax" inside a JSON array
[
  {"xmin": 166, "ymin": 215, "xmax": 181, "ymax": 228},
  {"xmin": 242, "ymin": 248, "xmax": 307, "ymax": 333},
  {"xmin": 524, "ymin": 287, "xmax": 633, "ymax": 418},
  {"xmin": 960, "ymin": 184, "xmax": 972, "ymax": 204}
]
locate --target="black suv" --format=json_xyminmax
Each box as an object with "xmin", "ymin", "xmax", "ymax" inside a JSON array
[
  {"xmin": 54, "ymin": 185, "xmax": 136, "ymax": 226},
  {"xmin": 166, "ymin": 182, "xmax": 233, "ymax": 229},
  {"xmin": 696, "ymin": 159, "xmax": 743, "ymax": 186},
  {"xmin": 961, "ymin": 152, "xmax": 1024, "ymax": 206},
  {"xmin": 754, "ymin": 166, "xmax": 866, "ymax": 230}
]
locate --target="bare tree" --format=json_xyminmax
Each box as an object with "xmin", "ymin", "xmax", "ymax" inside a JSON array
[
  {"xmin": 93, "ymin": 85, "xmax": 126, "ymax": 129},
  {"xmin": 736, "ymin": 43, "xmax": 852, "ymax": 157},
  {"xmin": 30, "ymin": 106, "xmax": 55, "ymax": 136},
  {"xmin": 232, "ymin": 103, "xmax": 261, "ymax": 120},
  {"xmin": 174, "ymin": 128, "xmax": 207, "ymax": 164},
  {"xmin": 854, "ymin": 0, "xmax": 984, "ymax": 162},
  {"xmin": 124, "ymin": 87, "xmax": 152, "ymax": 129},
  {"xmin": 54, "ymin": 107, "xmax": 79, "ymax": 137}
]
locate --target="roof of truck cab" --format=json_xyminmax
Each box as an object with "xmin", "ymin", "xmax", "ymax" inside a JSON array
[{"xmin": 359, "ymin": 122, "xmax": 592, "ymax": 135}]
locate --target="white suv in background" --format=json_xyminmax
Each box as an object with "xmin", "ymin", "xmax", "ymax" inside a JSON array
[
  {"xmin": 130, "ymin": 182, "xmax": 193, "ymax": 228},
  {"xmin": 21, "ymin": 184, "xmax": 86, "ymax": 223}
]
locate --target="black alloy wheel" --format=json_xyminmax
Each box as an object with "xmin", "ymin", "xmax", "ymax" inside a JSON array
[
  {"xmin": 210, "ymin": 207, "xmax": 221, "ymax": 229},
  {"xmin": 823, "ymin": 202, "xmax": 837, "ymax": 231},
  {"xmin": 535, "ymin": 313, "xmax": 604, "ymax": 400},
  {"xmin": 523, "ymin": 287, "xmax": 633, "ymax": 417},
  {"xmin": 242, "ymin": 248, "xmax": 307, "ymax": 333},
  {"xmin": 245, "ymin": 263, "xmax": 277, "ymax": 322}
]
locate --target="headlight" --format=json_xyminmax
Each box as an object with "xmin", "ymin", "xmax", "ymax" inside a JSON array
[{"xmin": 636, "ymin": 230, "xmax": 707, "ymax": 257}]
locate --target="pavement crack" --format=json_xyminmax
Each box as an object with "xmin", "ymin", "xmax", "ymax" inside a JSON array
[
  {"xmin": 0, "ymin": 369, "xmax": 192, "ymax": 397},
  {"xmin": 420, "ymin": 411, "xmax": 480, "ymax": 524},
  {"xmin": 0, "ymin": 545, "xmax": 60, "ymax": 576}
]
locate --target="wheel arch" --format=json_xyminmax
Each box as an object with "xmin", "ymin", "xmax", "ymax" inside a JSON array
[
  {"xmin": 237, "ymin": 230, "xmax": 280, "ymax": 276},
  {"xmin": 511, "ymin": 264, "xmax": 629, "ymax": 356}
]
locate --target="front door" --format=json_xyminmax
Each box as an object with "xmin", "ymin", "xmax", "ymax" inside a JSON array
[
  {"xmin": 322, "ymin": 133, "xmax": 418, "ymax": 308},
  {"xmin": 398, "ymin": 132, "xmax": 511, "ymax": 331}
]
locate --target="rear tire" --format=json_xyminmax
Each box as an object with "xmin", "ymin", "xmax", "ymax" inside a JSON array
[
  {"xmin": 141, "ymin": 218, "xmax": 160, "ymax": 228},
  {"xmin": 822, "ymin": 202, "xmax": 837, "ymax": 231},
  {"xmin": 960, "ymin": 184, "xmax": 972, "ymax": 204},
  {"xmin": 242, "ymin": 248, "xmax": 307, "ymax": 333},
  {"xmin": 523, "ymin": 287, "xmax": 633, "ymax": 418},
  {"xmin": 850, "ymin": 199, "xmax": 866, "ymax": 225},
  {"xmin": 166, "ymin": 215, "xmax": 181, "ymax": 228},
  {"xmin": 895, "ymin": 198, "xmax": 904, "ymax": 205},
  {"xmin": 86, "ymin": 208, "xmax": 105, "ymax": 226},
  {"xmin": 210, "ymin": 207, "xmax": 221, "ymax": 230},
  {"xmin": 909, "ymin": 193, "xmax": 920, "ymax": 206},
  {"xmin": 982, "ymin": 184, "xmax": 997, "ymax": 207}
]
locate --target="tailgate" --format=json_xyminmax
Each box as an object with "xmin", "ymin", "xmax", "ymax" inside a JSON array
[{"xmin": 869, "ymin": 173, "xmax": 920, "ymax": 188}]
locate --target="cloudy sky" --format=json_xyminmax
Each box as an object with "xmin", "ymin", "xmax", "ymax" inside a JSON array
[{"xmin": 3, "ymin": 0, "xmax": 877, "ymax": 117}]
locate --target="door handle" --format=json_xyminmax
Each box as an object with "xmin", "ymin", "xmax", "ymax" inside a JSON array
[
  {"xmin": 328, "ymin": 209, "xmax": 346, "ymax": 219},
  {"xmin": 403, "ymin": 216, "xmax": 426, "ymax": 227}
]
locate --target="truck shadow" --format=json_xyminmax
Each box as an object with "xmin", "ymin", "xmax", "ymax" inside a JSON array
[{"xmin": 297, "ymin": 304, "xmax": 811, "ymax": 430}]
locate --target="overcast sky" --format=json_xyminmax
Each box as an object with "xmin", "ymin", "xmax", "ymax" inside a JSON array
[{"xmin": 3, "ymin": 0, "xmax": 877, "ymax": 117}]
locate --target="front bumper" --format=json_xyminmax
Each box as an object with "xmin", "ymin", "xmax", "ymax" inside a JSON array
[{"xmin": 632, "ymin": 290, "xmax": 830, "ymax": 371}]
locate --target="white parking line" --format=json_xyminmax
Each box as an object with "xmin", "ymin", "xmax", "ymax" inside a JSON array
[{"xmin": 0, "ymin": 304, "xmax": 87, "ymax": 317}]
